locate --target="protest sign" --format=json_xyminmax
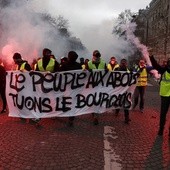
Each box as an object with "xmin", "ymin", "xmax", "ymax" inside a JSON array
[{"xmin": 6, "ymin": 70, "xmax": 138, "ymax": 118}]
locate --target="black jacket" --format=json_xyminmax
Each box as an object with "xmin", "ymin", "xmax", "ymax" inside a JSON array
[
  {"xmin": 150, "ymin": 55, "xmax": 170, "ymax": 75},
  {"xmin": 60, "ymin": 51, "xmax": 82, "ymax": 71},
  {"xmin": 35, "ymin": 57, "xmax": 60, "ymax": 72},
  {"xmin": 60, "ymin": 60, "xmax": 82, "ymax": 71},
  {"xmin": 18, "ymin": 60, "xmax": 32, "ymax": 71},
  {"xmin": 0, "ymin": 65, "xmax": 6, "ymax": 88}
]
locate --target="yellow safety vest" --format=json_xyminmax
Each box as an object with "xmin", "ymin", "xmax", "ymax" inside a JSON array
[
  {"xmin": 37, "ymin": 58, "xmax": 55, "ymax": 72},
  {"xmin": 160, "ymin": 71, "xmax": 170, "ymax": 96},
  {"xmin": 82, "ymin": 64, "xmax": 86, "ymax": 70},
  {"xmin": 88, "ymin": 60, "xmax": 106, "ymax": 69},
  {"xmin": 107, "ymin": 64, "xmax": 119, "ymax": 71},
  {"xmin": 16, "ymin": 62, "xmax": 26, "ymax": 71},
  {"xmin": 34, "ymin": 63, "xmax": 37, "ymax": 70},
  {"xmin": 136, "ymin": 68, "xmax": 147, "ymax": 86}
]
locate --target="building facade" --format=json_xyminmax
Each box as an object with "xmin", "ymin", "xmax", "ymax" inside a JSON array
[{"xmin": 135, "ymin": 0, "xmax": 170, "ymax": 63}]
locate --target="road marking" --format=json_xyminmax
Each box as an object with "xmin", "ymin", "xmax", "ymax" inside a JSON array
[{"xmin": 104, "ymin": 126, "xmax": 122, "ymax": 170}]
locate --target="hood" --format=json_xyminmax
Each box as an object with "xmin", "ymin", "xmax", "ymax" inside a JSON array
[{"xmin": 68, "ymin": 51, "xmax": 78, "ymax": 62}]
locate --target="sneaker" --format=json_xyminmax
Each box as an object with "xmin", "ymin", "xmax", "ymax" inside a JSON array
[
  {"xmin": 140, "ymin": 109, "xmax": 144, "ymax": 113},
  {"xmin": 93, "ymin": 118, "xmax": 99, "ymax": 125},
  {"xmin": 29, "ymin": 119, "xmax": 35, "ymax": 125},
  {"xmin": 0, "ymin": 109, "xmax": 6, "ymax": 113},
  {"xmin": 115, "ymin": 111, "xmax": 119, "ymax": 117},
  {"xmin": 35, "ymin": 123, "xmax": 43, "ymax": 129},
  {"xmin": 20, "ymin": 118, "xmax": 27, "ymax": 124},
  {"xmin": 29, "ymin": 119, "xmax": 39, "ymax": 125},
  {"xmin": 115, "ymin": 113, "xmax": 118, "ymax": 117}
]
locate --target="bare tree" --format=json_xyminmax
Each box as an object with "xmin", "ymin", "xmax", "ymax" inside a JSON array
[{"xmin": 113, "ymin": 9, "xmax": 135, "ymax": 38}]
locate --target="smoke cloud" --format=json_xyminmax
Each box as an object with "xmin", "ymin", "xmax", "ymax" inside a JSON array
[
  {"xmin": 0, "ymin": 0, "xmax": 150, "ymax": 69},
  {"xmin": 0, "ymin": 1, "xmax": 72, "ymax": 67}
]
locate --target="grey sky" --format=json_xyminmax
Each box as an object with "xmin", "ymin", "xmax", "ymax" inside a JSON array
[
  {"xmin": 33, "ymin": 0, "xmax": 151, "ymax": 55},
  {"xmin": 1, "ymin": 0, "xmax": 152, "ymax": 65},
  {"xmin": 40, "ymin": 1, "xmax": 151, "ymax": 32}
]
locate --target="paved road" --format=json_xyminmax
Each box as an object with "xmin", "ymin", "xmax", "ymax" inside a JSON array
[{"xmin": 0, "ymin": 78, "xmax": 170, "ymax": 170}]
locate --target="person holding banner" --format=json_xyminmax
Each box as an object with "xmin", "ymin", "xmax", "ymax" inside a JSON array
[
  {"xmin": 13, "ymin": 52, "xmax": 32, "ymax": 123},
  {"xmin": 31, "ymin": 48, "xmax": 60, "ymax": 126},
  {"xmin": 60, "ymin": 51, "xmax": 82, "ymax": 127},
  {"xmin": 13, "ymin": 53, "xmax": 32, "ymax": 71},
  {"xmin": 35, "ymin": 48, "xmax": 60, "ymax": 73},
  {"xmin": 0, "ymin": 64, "xmax": 7, "ymax": 114},
  {"xmin": 82, "ymin": 59, "xmax": 89, "ymax": 70},
  {"xmin": 86, "ymin": 50, "xmax": 107, "ymax": 125},
  {"xmin": 107, "ymin": 56, "xmax": 119, "ymax": 71},
  {"xmin": 115, "ymin": 58, "xmax": 131, "ymax": 124},
  {"xmin": 107, "ymin": 56, "xmax": 120, "ymax": 116}
]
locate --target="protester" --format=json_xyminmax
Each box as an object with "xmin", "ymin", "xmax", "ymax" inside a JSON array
[
  {"xmin": 79, "ymin": 57, "xmax": 85, "ymax": 66},
  {"xmin": 107, "ymin": 56, "xmax": 119, "ymax": 71},
  {"xmin": 13, "ymin": 52, "xmax": 32, "ymax": 123},
  {"xmin": 133, "ymin": 59, "xmax": 153, "ymax": 113},
  {"xmin": 31, "ymin": 58, "xmax": 37, "ymax": 70},
  {"xmin": 0, "ymin": 64, "xmax": 7, "ymax": 113},
  {"xmin": 59, "ymin": 56, "xmax": 68, "ymax": 69},
  {"xmin": 60, "ymin": 51, "xmax": 82, "ymax": 127},
  {"xmin": 31, "ymin": 48, "xmax": 60, "ymax": 126},
  {"xmin": 150, "ymin": 55, "xmax": 170, "ymax": 136},
  {"xmin": 115, "ymin": 58, "xmax": 131, "ymax": 124},
  {"xmin": 86, "ymin": 50, "xmax": 107, "ymax": 125},
  {"xmin": 82, "ymin": 59, "xmax": 89, "ymax": 70},
  {"xmin": 35, "ymin": 48, "xmax": 60, "ymax": 73},
  {"xmin": 13, "ymin": 53, "xmax": 32, "ymax": 71},
  {"xmin": 107, "ymin": 56, "xmax": 120, "ymax": 115}
]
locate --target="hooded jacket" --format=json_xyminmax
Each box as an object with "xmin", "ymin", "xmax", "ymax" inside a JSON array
[{"xmin": 60, "ymin": 51, "xmax": 82, "ymax": 71}]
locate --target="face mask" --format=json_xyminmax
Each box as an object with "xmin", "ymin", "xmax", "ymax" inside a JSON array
[
  {"xmin": 121, "ymin": 62, "xmax": 127, "ymax": 67},
  {"xmin": 111, "ymin": 60, "xmax": 115, "ymax": 64},
  {"xmin": 93, "ymin": 56, "xmax": 100, "ymax": 63}
]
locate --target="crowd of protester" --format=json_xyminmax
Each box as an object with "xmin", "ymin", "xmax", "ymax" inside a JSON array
[{"xmin": 1, "ymin": 48, "xmax": 170, "ymax": 138}]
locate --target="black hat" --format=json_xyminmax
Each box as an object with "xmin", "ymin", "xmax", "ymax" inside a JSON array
[
  {"xmin": 13, "ymin": 53, "xmax": 21, "ymax": 59},
  {"xmin": 121, "ymin": 58, "xmax": 127, "ymax": 63},
  {"xmin": 43, "ymin": 48, "xmax": 52, "ymax": 56},
  {"xmin": 93, "ymin": 50, "xmax": 101, "ymax": 58},
  {"xmin": 68, "ymin": 51, "xmax": 78, "ymax": 61}
]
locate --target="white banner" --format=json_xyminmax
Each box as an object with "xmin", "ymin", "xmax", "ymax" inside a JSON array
[{"xmin": 6, "ymin": 70, "xmax": 138, "ymax": 118}]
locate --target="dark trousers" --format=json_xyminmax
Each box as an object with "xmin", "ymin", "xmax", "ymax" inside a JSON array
[
  {"xmin": 0, "ymin": 87, "xmax": 7, "ymax": 110},
  {"xmin": 159, "ymin": 96, "xmax": 170, "ymax": 131},
  {"xmin": 115, "ymin": 109, "xmax": 129, "ymax": 120},
  {"xmin": 134, "ymin": 86, "xmax": 146, "ymax": 109}
]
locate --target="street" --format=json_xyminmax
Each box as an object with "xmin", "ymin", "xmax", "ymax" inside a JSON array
[{"xmin": 0, "ymin": 78, "xmax": 170, "ymax": 170}]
